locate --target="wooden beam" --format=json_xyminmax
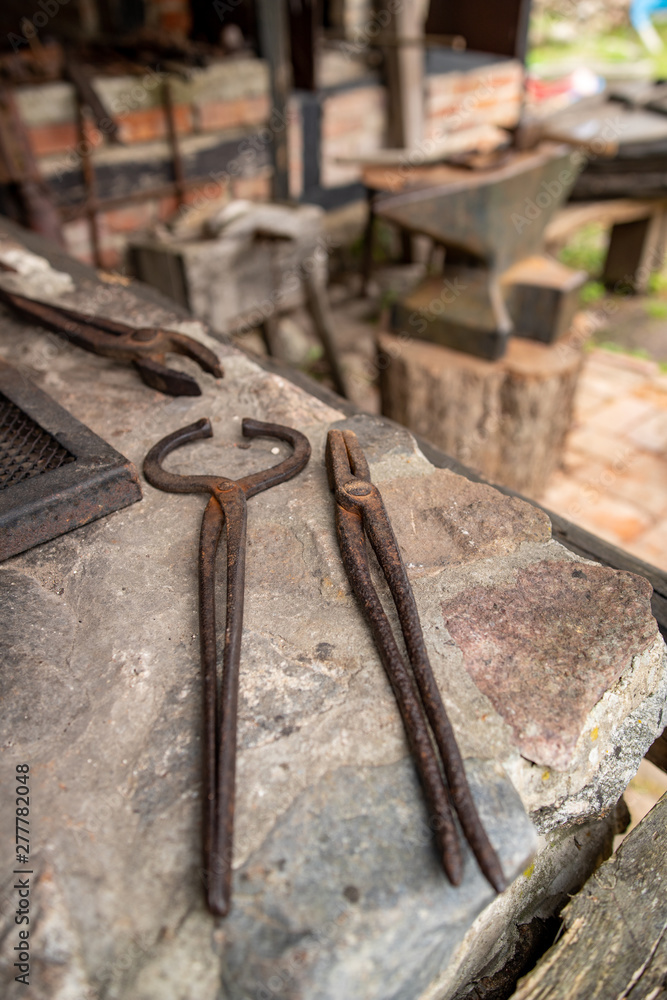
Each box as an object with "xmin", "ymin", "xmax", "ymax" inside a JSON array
[
  {"xmin": 382, "ymin": 1, "xmax": 428, "ymax": 150},
  {"xmin": 257, "ymin": 0, "xmax": 291, "ymax": 201}
]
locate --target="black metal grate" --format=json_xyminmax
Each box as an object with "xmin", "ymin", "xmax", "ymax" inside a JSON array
[{"xmin": 0, "ymin": 391, "xmax": 75, "ymax": 490}]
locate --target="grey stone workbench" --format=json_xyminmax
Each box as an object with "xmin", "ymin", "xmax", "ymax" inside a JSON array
[{"xmin": 0, "ymin": 223, "xmax": 665, "ymax": 1000}]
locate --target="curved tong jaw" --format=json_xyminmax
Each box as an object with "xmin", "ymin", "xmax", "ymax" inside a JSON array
[{"xmin": 143, "ymin": 417, "xmax": 311, "ymax": 498}]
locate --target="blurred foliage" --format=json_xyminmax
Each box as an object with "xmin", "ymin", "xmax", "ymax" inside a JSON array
[
  {"xmin": 647, "ymin": 269, "xmax": 667, "ymax": 295},
  {"xmin": 644, "ymin": 299, "xmax": 667, "ymax": 318},
  {"xmin": 596, "ymin": 340, "xmax": 653, "ymax": 359},
  {"xmin": 557, "ymin": 223, "xmax": 608, "ymax": 275},
  {"xmin": 579, "ymin": 279, "xmax": 606, "ymax": 304},
  {"xmin": 527, "ymin": 15, "xmax": 667, "ymax": 73}
]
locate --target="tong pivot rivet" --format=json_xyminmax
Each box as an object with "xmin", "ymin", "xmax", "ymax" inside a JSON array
[{"xmin": 345, "ymin": 482, "xmax": 371, "ymax": 497}]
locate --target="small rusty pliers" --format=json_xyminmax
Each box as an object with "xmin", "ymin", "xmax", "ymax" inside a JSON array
[
  {"xmin": 0, "ymin": 285, "xmax": 223, "ymax": 396},
  {"xmin": 326, "ymin": 428, "xmax": 506, "ymax": 893},
  {"xmin": 144, "ymin": 417, "xmax": 311, "ymax": 916}
]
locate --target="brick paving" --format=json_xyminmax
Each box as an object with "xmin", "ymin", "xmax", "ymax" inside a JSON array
[{"xmin": 538, "ymin": 348, "xmax": 667, "ymax": 572}]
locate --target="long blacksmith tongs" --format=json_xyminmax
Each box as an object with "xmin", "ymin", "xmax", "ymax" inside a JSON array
[
  {"xmin": 0, "ymin": 285, "xmax": 223, "ymax": 396},
  {"xmin": 326, "ymin": 428, "xmax": 506, "ymax": 893},
  {"xmin": 144, "ymin": 417, "xmax": 311, "ymax": 915}
]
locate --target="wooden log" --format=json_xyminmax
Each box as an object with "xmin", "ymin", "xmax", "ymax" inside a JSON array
[
  {"xmin": 510, "ymin": 793, "xmax": 667, "ymax": 1000},
  {"xmin": 377, "ymin": 328, "xmax": 586, "ymax": 495},
  {"xmin": 646, "ymin": 728, "xmax": 667, "ymax": 774}
]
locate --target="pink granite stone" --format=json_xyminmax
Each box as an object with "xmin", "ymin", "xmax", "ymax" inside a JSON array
[{"xmin": 442, "ymin": 561, "xmax": 658, "ymax": 769}]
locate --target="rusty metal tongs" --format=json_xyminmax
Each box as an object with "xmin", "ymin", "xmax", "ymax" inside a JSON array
[
  {"xmin": 144, "ymin": 417, "xmax": 311, "ymax": 915},
  {"xmin": 0, "ymin": 285, "xmax": 223, "ymax": 396},
  {"xmin": 326, "ymin": 428, "xmax": 506, "ymax": 893}
]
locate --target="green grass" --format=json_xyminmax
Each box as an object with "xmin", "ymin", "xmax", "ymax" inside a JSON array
[
  {"xmin": 648, "ymin": 270, "xmax": 667, "ymax": 295},
  {"xmin": 579, "ymin": 280, "xmax": 606, "ymax": 305},
  {"xmin": 596, "ymin": 341, "xmax": 653, "ymax": 360},
  {"xmin": 527, "ymin": 18, "xmax": 650, "ymax": 72},
  {"xmin": 557, "ymin": 223, "xmax": 608, "ymax": 275},
  {"xmin": 644, "ymin": 300, "xmax": 667, "ymax": 319}
]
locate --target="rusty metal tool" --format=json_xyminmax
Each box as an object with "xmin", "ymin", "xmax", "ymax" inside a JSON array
[
  {"xmin": 0, "ymin": 285, "xmax": 223, "ymax": 396},
  {"xmin": 144, "ymin": 417, "xmax": 311, "ymax": 916},
  {"xmin": 326, "ymin": 428, "xmax": 506, "ymax": 893}
]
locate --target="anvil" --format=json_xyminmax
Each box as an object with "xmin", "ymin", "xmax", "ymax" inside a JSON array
[{"xmin": 368, "ymin": 144, "xmax": 586, "ymax": 359}]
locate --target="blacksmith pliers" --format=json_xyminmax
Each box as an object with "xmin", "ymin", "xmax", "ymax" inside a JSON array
[
  {"xmin": 144, "ymin": 416, "xmax": 311, "ymax": 915},
  {"xmin": 326, "ymin": 427, "xmax": 506, "ymax": 893},
  {"xmin": 0, "ymin": 285, "xmax": 223, "ymax": 396}
]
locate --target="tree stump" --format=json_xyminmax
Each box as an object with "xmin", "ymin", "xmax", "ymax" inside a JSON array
[
  {"xmin": 377, "ymin": 328, "xmax": 587, "ymax": 495},
  {"xmin": 510, "ymin": 792, "xmax": 667, "ymax": 1000}
]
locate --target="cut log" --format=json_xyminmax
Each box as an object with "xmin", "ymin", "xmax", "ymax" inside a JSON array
[
  {"xmin": 646, "ymin": 728, "xmax": 667, "ymax": 773},
  {"xmin": 510, "ymin": 793, "xmax": 667, "ymax": 1000},
  {"xmin": 377, "ymin": 327, "xmax": 587, "ymax": 495}
]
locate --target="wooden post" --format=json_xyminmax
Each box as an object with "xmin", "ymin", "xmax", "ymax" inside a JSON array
[
  {"xmin": 257, "ymin": 0, "xmax": 291, "ymax": 201},
  {"xmin": 602, "ymin": 211, "xmax": 667, "ymax": 293},
  {"xmin": 381, "ymin": 0, "xmax": 428, "ymax": 150}
]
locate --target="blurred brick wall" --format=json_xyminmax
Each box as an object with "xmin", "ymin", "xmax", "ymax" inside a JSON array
[
  {"xmin": 19, "ymin": 59, "xmax": 275, "ymax": 269},
  {"xmin": 18, "ymin": 49, "xmax": 522, "ymax": 269},
  {"xmin": 424, "ymin": 60, "xmax": 523, "ymax": 141}
]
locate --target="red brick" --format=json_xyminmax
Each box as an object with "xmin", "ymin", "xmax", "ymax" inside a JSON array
[
  {"xmin": 157, "ymin": 195, "xmax": 180, "ymax": 222},
  {"xmin": 29, "ymin": 122, "xmax": 78, "ymax": 157},
  {"xmin": 193, "ymin": 95, "xmax": 269, "ymax": 133},
  {"xmin": 101, "ymin": 203, "xmax": 155, "ymax": 234},
  {"xmin": 118, "ymin": 104, "xmax": 192, "ymax": 144}
]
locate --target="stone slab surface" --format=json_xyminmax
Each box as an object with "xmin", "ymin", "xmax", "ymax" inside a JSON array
[{"xmin": 0, "ymin": 234, "xmax": 664, "ymax": 1000}]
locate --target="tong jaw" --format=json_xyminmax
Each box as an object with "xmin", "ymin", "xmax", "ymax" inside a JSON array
[
  {"xmin": 326, "ymin": 425, "xmax": 507, "ymax": 895},
  {"xmin": 325, "ymin": 428, "xmax": 375, "ymax": 513},
  {"xmin": 131, "ymin": 329, "xmax": 224, "ymax": 397},
  {"xmin": 0, "ymin": 286, "xmax": 224, "ymax": 397}
]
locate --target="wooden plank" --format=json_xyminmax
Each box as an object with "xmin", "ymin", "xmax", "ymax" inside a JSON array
[
  {"xmin": 540, "ymin": 101, "xmax": 667, "ymax": 153},
  {"xmin": 545, "ymin": 198, "xmax": 667, "ymax": 249},
  {"xmin": 339, "ymin": 125, "xmax": 510, "ymax": 172},
  {"xmin": 511, "ymin": 794, "xmax": 667, "ymax": 1000}
]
